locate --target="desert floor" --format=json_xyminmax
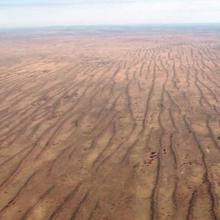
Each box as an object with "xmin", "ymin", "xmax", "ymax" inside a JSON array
[{"xmin": 0, "ymin": 27, "xmax": 220, "ymax": 220}]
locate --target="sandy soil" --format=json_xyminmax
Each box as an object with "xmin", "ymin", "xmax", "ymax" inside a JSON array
[{"xmin": 0, "ymin": 27, "xmax": 220, "ymax": 220}]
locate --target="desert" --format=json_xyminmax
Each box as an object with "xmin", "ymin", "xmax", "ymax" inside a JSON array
[{"xmin": 0, "ymin": 27, "xmax": 220, "ymax": 220}]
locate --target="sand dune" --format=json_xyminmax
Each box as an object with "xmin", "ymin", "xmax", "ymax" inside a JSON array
[{"xmin": 0, "ymin": 28, "xmax": 220, "ymax": 220}]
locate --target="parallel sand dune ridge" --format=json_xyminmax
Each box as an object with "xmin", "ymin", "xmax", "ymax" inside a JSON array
[{"xmin": 0, "ymin": 27, "xmax": 220, "ymax": 220}]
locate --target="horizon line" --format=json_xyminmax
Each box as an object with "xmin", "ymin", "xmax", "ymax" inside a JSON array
[{"xmin": 1, "ymin": 22, "xmax": 220, "ymax": 30}]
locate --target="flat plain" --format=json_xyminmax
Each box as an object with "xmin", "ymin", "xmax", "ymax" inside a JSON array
[{"xmin": 0, "ymin": 27, "xmax": 220, "ymax": 220}]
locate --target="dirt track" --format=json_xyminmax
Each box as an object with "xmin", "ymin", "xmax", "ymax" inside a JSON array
[{"xmin": 0, "ymin": 28, "xmax": 220, "ymax": 220}]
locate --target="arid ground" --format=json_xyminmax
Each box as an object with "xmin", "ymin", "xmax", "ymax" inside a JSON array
[{"xmin": 0, "ymin": 27, "xmax": 220, "ymax": 220}]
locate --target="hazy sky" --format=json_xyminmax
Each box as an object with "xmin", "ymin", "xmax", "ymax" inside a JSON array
[{"xmin": 0, "ymin": 0, "xmax": 220, "ymax": 28}]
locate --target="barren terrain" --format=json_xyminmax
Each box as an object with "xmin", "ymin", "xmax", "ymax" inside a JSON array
[{"xmin": 0, "ymin": 27, "xmax": 220, "ymax": 220}]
